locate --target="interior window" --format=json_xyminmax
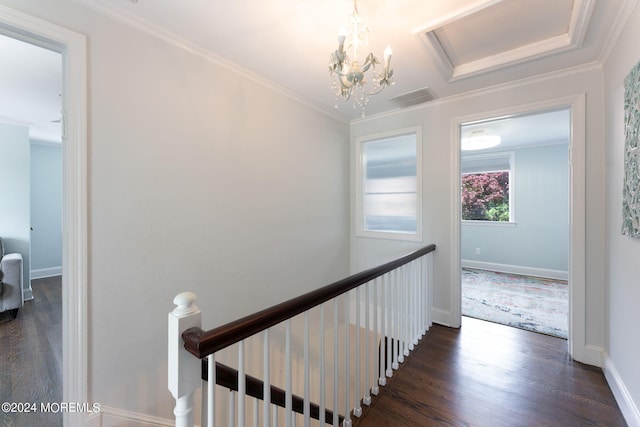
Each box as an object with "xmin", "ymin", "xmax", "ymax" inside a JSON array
[{"xmin": 356, "ymin": 128, "xmax": 422, "ymax": 240}]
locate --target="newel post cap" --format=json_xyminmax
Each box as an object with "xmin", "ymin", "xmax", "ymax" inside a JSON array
[{"xmin": 172, "ymin": 292, "xmax": 198, "ymax": 316}]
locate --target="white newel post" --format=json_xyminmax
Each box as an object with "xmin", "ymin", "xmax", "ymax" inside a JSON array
[{"xmin": 169, "ymin": 292, "xmax": 202, "ymax": 427}]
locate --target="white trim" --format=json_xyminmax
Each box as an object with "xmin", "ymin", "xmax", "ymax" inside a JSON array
[
  {"xmin": 0, "ymin": 6, "xmax": 88, "ymax": 427},
  {"xmin": 414, "ymin": 0, "xmax": 595, "ymax": 82},
  {"xmin": 451, "ymin": 94, "xmax": 589, "ymax": 364},
  {"xmin": 352, "ymin": 61, "xmax": 601, "ymax": 125},
  {"xmin": 354, "ymin": 126, "xmax": 423, "ymax": 242},
  {"xmin": 96, "ymin": 406, "xmax": 174, "ymax": 427},
  {"xmin": 31, "ymin": 267, "xmax": 63, "ymax": 279},
  {"xmin": 604, "ymin": 356, "xmax": 640, "ymax": 427},
  {"xmin": 461, "ymin": 260, "xmax": 568, "ymax": 281},
  {"xmin": 598, "ymin": 0, "xmax": 640, "ymax": 65},
  {"xmin": 431, "ymin": 308, "xmax": 453, "ymax": 327}
]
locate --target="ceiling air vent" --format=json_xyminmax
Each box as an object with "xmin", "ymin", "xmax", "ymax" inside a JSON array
[{"xmin": 390, "ymin": 87, "xmax": 438, "ymax": 108}]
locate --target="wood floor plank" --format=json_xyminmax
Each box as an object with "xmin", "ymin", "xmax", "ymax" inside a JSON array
[
  {"xmin": 355, "ymin": 317, "xmax": 626, "ymax": 427},
  {"xmin": 0, "ymin": 276, "xmax": 62, "ymax": 427}
]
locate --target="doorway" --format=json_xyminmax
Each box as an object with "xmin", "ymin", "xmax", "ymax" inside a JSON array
[
  {"xmin": 0, "ymin": 31, "xmax": 64, "ymax": 424},
  {"xmin": 459, "ymin": 108, "xmax": 570, "ymax": 338},
  {"xmin": 451, "ymin": 95, "xmax": 593, "ymax": 363},
  {"xmin": 0, "ymin": 6, "xmax": 88, "ymax": 426}
]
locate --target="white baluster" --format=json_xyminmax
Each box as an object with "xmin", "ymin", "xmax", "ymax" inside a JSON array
[
  {"xmin": 354, "ymin": 286, "xmax": 362, "ymax": 417},
  {"xmin": 286, "ymin": 319, "xmax": 292, "ymax": 427},
  {"xmin": 229, "ymin": 391, "xmax": 236, "ymax": 427},
  {"xmin": 425, "ymin": 252, "xmax": 433, "ymax": 330},
  {"xmin": 403, "ymin": 265, "xmax": 410, "ymax": 357},
  {"xmin": 333, "ymin": 298, "xmax": 339, "ymax": 427},
  {"xmin": 392, "ymin": 269, "xmax": 400, "ymax": 370},
  {"xmin": 385, "ymin": 273, "xmax": 393, "ymax": 379},
  {"xmin": 304, "ymin": 311, "xmax": 310, "ymax": 427},
  {"xmin": 401, "ymin": 265, "xmax": 408, "ymax": 360},
  {"xmin": 408, "ymin": 262, "xmax": 415, "ymax": 350},
  {"xmin": 208, "ymin": 354, "xmax": 216, "ymax": 427},
  {"xmin": 413, "ymin": 259, "xmax": 422, "ymax": 346},
  {"xmin": 373, "ymin": 277, "xmax": 381, "ymax": 393},
  {"xmin": 169, "ymin": 292, "xmax": 202, "ymax": 427},
  {"xmin": 420, "ymin": 256, "xmax": 426, "ymax": 334},
  {"xmin": 253, "ymin": 399, "xmax": 259, "ymax": 427},
  {"xmin": 414, "ymin": 259, "xmax": 421, "ymax": 342},
  {"xmin": 319, "ymin": 303, "xmax": 326, "ymax": 426},
  {"xmin": 344, "ymin": 291, "xmax": 352, "ymax": 427},
  {"xmin": 238, "ymin": 341, "xmax": 245, "ymax": 427},
  {"xmin": 263, "ymin": 330, "xmax": 270, "ymax": 427},
  {"xmin": 363, "ymin": 281, "xmax": 372, "ymax": 405}
]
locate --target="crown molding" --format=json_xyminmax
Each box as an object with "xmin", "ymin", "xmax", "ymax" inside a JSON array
[
  {"xmin": 352, "ymin": 61, "xmax": 601, "ymax": 124},
  {"xmin": 598, "ymin": 0, "xmax": 640, "ymax": 65},
  {"xmin": 72, "ymin": 0, "xmax": 348, "ymax": 124},
  {"xmin": 415, "ymin": 0, "xmax": 596, "ymax": 82}
]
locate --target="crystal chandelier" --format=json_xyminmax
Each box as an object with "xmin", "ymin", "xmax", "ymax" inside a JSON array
[{"xmin": 329, "ymin": 0, "xmax": 394, "ymax": 117}]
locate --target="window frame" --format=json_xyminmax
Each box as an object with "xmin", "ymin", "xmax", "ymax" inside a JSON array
[
  {"xmin": 355, "ymin": 126, "xmax": 423, "ymax": 241},
  {"xmin": 461, "ymin": 151, "xmax": 516, "ymax": 226}
]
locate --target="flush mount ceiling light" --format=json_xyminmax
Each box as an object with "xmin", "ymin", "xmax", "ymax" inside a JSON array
[
  {"xmin": 461, "ymin": 129, "xmax": 501, "ymax": 151},
  {"xmin": 329, "ymin": 0, "xmax": 394, "ymax": 117}
]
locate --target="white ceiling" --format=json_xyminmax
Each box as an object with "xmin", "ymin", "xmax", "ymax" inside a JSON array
[
  {"xmin": 0, "ymin": 0, "xmax": 627, "ymax": 143},
  {"xmin": 0, "ymin": 34, "xmax": 62, "ymax": 142},
  {"xmin": 461, "ymin": 108, "xmax": 570, "ymax": 152}
]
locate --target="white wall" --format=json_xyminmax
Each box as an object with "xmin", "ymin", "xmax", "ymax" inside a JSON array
[
  {"xmin": 603, "ymin": 1, "xmax": 640, "ymax": 424},
  {"xmin": 0, "ymin": 1, "xmax": 350, "ymax": 423},
  {"xmin": 461, "ymin": 143, "xmax": 569, "ymax": 276},
  {"xmin": 351, "ymin": 67, "xmax": 606, "ymax": 362},
  {"xmin": 0, "ymin": 121, "xmax": 30, "ymax": 296}
]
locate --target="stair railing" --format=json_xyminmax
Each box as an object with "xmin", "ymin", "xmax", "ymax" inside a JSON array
[{"xmin": 168, "ymin": 244, "xmax": 435, "ymax": 427}]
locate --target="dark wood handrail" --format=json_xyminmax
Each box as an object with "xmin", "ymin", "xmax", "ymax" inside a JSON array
[
  {"xmin": 204, "ymin": 360, "xmax": 343, "ymax": 425},
  {"xmin": 183, "ymin": 244, "xmax": 434, "ymax": 359}
]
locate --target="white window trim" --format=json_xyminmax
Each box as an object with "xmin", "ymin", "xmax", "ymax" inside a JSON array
[
  {"xmin": 355, "ymin": 126, "xmax": 423, "ymax": 241},
  {"xmin": 461, "ymin": 151, "xmax": 516, "ymax": 225}
]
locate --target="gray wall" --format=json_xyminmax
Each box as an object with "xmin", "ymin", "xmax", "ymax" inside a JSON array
[
  {"xmin": 0, "ymin": 121, "xmax": 30, "ymax": 295},
  {"xmin": 0, "ymin": 1, "xmax": 351, "ymax": 421},
  {"xmin": 30, "ymin": 141, "xmax": 62, "ymax": 276},
  {"xmin": 461, "ymin": 143, "xmax": 569, "ymax": 275}
]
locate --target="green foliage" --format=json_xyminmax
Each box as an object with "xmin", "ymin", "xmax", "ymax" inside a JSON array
[{"xmin": 461, "ymin": 171, "xmax": 510, "ymax": 221}]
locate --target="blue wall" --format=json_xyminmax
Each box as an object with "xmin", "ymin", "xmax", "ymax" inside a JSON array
[
  {"xmin": 30, "ymin": 141, "xmax": 62, "ymax": 275},
  {"xmin": 0, "ymin": 122, "xmax": 31, "ymax": 292},
  {"xmin": 461, "ymin": 142, "xmax": 569, "ymax": 274}
]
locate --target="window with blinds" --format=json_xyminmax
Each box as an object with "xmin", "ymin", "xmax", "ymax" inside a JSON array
[{"xmin": 356, "ymin": 128, "xmax": 422, "ymax": 241}]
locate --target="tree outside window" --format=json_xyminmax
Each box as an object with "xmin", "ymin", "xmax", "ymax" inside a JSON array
[{"xmin": 461, "ymin": 171, "xmax": 510, "ymax": 221}]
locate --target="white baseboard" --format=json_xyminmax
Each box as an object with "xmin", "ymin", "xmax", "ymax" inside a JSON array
[
  {"xmin": 461, "ymin": 260, "xmax": 568, "ymax": 281},
  {"xmin": 23, "ymin": 286, "xmax": 33, "ymax": 301},
  {"xmin": 604, "ymin": 356, "xmax": 640, "ymax": 427},
  {"xmin": 93, "ymin": 406, "xmax": 175, "ymax": 427},
  {"xmin": 432, "ymin": 308, "xmax": 453, "ymax": 327},
  {"xmin": 31, "ymin": 266, "xmax": 62, "ymax": 279}
]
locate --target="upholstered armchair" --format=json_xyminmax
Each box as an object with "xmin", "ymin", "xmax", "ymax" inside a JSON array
[{"xmin": 0, "ymin": 238, "xmax": 23, "ymax": 319}]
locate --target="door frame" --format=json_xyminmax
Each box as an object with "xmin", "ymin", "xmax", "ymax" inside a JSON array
[
  {"xmin": 450, "ymin": 94, "xmax": 598, "ymax": 365},
  {"xmin": 0, "ymin": 6, "xmax": 88, "ymax": 426}
]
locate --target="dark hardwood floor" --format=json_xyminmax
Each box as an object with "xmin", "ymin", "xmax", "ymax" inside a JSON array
[
  {"xmin": 0, "ymin": 276, "xmax": 62, "ymax": 427},
  {"xmin": 354, "ymin": 317, "xmax": 626, "ymax": 427}
]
